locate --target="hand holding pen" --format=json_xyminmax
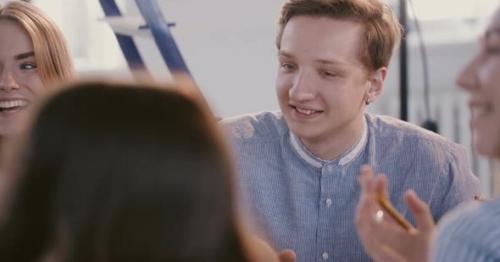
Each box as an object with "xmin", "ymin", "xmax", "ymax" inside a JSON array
[{"xmin": 355, "ymin": 165, "xmax": 435, "ymax": 262}]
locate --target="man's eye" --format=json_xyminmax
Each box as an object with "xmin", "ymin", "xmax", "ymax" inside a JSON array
[
  {"xmin": 322, "ymin": 71, "xmax": 336, "ymax": 77},
  {"xmin": 20, "ymin": 63, "xmax": 37, "ymax": 70},
  {"xmin": 321, "ymin": 70, "xmax": 337, "ymax": 78},
  {"xmin": 281, "ymin": 63, "xmax": 296, "ymax": 71}
]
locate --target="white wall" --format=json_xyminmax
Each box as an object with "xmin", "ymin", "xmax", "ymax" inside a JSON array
[
  {"xmin": 6, "ymin": 0, "xmax": 498, "ymax": 194},
  {"xmin": 156, "ymin": 0, "xmax": 283, "ymax": 117},
  {"xmin": 22, "ymin": 0, "xmax": 487, "ymax": 117}
]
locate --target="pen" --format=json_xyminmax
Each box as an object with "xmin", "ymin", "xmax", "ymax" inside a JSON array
[{"xmin": 376, "ymin": 194, "xmax": 414, "ymax": 232}]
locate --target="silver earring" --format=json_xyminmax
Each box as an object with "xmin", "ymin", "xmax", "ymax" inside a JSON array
[{"xmin": 365, "ymin": 97, "xmax": 371, "ymax": 105}]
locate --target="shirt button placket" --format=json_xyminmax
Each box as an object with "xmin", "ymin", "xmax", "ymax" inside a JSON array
[{"xmin": 320, "ymin": 164, "xmax": 333, "ymax": 261}]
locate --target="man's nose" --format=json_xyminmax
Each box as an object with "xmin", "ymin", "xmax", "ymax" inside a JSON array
[{"xmin": 289, "ymin": 71, "xmax": 316, "ymax": 101}]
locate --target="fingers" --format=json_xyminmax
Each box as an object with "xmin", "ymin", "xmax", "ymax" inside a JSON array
[
  {"xmin": 356, "ymin": 165, "xmax": 391, "ymax": 257},
  {"xmin": 356, "ymin": 166, "xmax": 377, "ymax": 222},
  {"xmin": 374, "ymin": 175, "xmax": 389, "ymax": 199},
  {"xmin": 356, "ymin": 167, "xmax": 431, "ymax": 262},
  {"xmin": 358, "ymin": 165, "xmax": 388, "ymax": 200},
  {"xmin": 278, "ymin": 249, "xmax": 297, "ymax": 262},
  {"xmin": 358, "ymin": 165, "xmax": 375, "ymax": 193},
  {"xmin": 356, "ymin": 166, "xmax": 391, "ymax": 225},
  {"xmin": 245, "ymin": 236, "xmax": 282, "ymax": 262},
  {"xmin": 405, "ymin": 190, "xmax": 435, "ymax": 233},
  {"xmin": 373, "ymin": 245, "xmax": 409, "ymax": 262},
  {"xmin": 356, "ymin": 166, "xmax": 376, "ymax": 246}
]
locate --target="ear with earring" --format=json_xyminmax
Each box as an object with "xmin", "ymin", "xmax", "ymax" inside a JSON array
[
  {"xmin": 365, "ymin": 85, "xmax": 373, "ymax": 105},
  {"xmin": 365, "ymin": 96, "xmax": 372, "ymax": 105}
]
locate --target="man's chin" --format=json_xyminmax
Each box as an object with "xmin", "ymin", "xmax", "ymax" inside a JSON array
[{"xmin": 288, "ymin": 124, "xmax": 320, "ymax": 140}]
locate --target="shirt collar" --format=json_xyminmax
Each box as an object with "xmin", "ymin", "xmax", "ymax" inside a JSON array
[{"xmin": 289, "ymin": 117, "xmax": 368, "ymax": 168}]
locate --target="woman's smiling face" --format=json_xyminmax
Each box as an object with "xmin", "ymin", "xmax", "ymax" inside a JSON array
[{"xmin": 0, "ymin": 19, "xmax": 44, "ymax": 137}]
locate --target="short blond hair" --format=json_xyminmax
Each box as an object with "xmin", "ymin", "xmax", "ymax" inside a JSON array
[
  {"xmin": 0, "ymin": 1, "xmax": 74, "ymax": 86},
  {"xmin": 277, "ymin": 0, "xmax": 402, "ymax": 71}
]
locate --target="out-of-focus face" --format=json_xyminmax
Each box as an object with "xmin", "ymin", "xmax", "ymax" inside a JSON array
[
  {"xmin": 276, "ymin": 16, "xmax": 384, "ymax": 146},
  {"xmin": 457, "ymin": 9, "xmax": 500, "ymax": 157},
  {"xmin": 0, "ymin": 19, "xmax": 44, "ymax": 137}
]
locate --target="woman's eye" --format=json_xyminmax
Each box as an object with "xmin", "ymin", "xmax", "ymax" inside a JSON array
[
  {"xmin": 20, "ymin": 63, "xmax": 37, "ymax": 70},
  {"xmin": 486, "ymin": 48, "xmax": 500, "ymax": 55}
]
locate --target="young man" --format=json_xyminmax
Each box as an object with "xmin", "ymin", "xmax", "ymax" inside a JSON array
[{"xmin": 223, "ymin": 0, "xmax": 480, "ymax": 260}]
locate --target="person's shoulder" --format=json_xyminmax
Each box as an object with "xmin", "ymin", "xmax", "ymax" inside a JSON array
[
  {"xmin": 439, "ymin": 198, "xmax": 500, "ymax": 239},
  {"xmin": 368, "ymin": 114, "xmax": 447, "ymax": 142},
  {"xmin": 221, "ymin": 111, "xmax": 286, "ymax": 142},
  {"xmin": 367, "ymin": 114, "xmax": 463, "ymax": 153},
  {"xmin": 442, "ymin": 198, "xmax": 500, "ymax": 227},
  {"xmin": 438, "ymin": 200, "xmax": 482, "ymax": 229},
  {"xmin": 436, "ymin": 199, "xmax": 500, "ymax": 254}
]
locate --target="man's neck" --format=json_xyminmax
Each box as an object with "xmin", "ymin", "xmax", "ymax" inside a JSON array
[{"xmin": 299, "ymin": 116, "xmax": 365, "ymax": 161}]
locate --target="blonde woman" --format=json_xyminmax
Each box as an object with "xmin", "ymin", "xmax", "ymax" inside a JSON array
[{"xmin": 0, "ymin": 1, "xmax": 73, "ymax": 140}]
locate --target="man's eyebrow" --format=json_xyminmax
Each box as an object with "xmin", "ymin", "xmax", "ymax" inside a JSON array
[
  {"xmin": 278, "ymin": 51, "xmax": 351, "ymax": 66},
  {"xmin": 278, "ymin": 51, "xmax": 294, "ymax": 58},
  {"xmin": 15, "ymin": 51, "xmax": 35, "ymax": 60},
  {"xmin": 316, "ymin": 59, "xmax": 345, "ymax": 66}
]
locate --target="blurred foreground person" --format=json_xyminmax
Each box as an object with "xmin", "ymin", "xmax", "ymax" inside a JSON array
[
  {"xmin": 0, "ymin": 80, "xmax": 280, "ymax": 262},
  {"xmin": 356, "ymin": 5, "xmax": 500, "ymax": 262}
]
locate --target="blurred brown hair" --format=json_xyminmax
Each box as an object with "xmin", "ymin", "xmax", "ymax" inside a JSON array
[{"xmin": 0, "ymin": 79, "xmax": 248, "ymax": 262}]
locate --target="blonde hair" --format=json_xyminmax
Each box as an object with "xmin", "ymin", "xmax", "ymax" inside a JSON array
[{"xmin": 0, "ymin": 1, "xmax": 74, "ymax": 86}]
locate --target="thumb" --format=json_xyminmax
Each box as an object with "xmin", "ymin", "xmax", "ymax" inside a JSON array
[
  {"xmin": 279, "ymin": 249, "xmax": 297, "ymax": 262},
  {"xmin": 405, "ymin": 190, "xmax": 435, "ymax": 233}
]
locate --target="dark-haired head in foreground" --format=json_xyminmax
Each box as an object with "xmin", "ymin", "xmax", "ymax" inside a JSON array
[{"xmin": 0, "ymin": 80, "xmax": 250, "ymax": 262}]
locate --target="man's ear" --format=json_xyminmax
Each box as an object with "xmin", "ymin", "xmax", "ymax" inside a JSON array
[{"xmin": 365, "ymin": 67, "xmax": 387, "ymax": 104}]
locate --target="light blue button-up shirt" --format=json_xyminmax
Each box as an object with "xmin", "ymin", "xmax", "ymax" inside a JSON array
[
  {"xmin": 223, "ymin": 112, "xmax": 480, "ymax": 261},
  {"xmin": 431, "ymin": 199, "xmax": 500, "ymax": 261}
]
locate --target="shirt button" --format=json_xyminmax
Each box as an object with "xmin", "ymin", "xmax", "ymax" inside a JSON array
[
  {"xmin": 326, "ymin": 198, "xmax": 332, "ymax": 207},
  {"xmin": 326, "ymin": 165, "xmax": 333, "ymax": 172},
  {"xmin": 322, "ymin": 252, "xmax": 329, "ymax": 260}
]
